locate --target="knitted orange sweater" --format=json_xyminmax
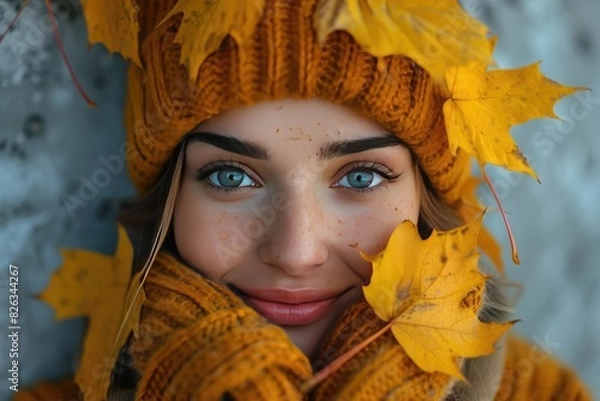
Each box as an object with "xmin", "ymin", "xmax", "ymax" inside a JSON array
[{"xmin": 15, "ymin": 254, "xmax": 592, "ymax": 401}]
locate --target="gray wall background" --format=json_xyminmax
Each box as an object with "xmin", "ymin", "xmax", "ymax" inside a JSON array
[{"xmin": 0, "ymin": 1, "xmax": 598, "ymax": 400}]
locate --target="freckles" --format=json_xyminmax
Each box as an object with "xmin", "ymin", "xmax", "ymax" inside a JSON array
[
  {"xmin": 218, "ymin": 231, "xmax": 231, "ymax": 241},
  {"xmin": 215, "ymin": 211, "xmax": 233, "ymax": 224},
  {"xmin": 324, "ymin": 126, "xmax": 343, "ymax": 139},
  {"xmin": 214, "ymin": 213, "xmax": 240, "ymax": 240}
]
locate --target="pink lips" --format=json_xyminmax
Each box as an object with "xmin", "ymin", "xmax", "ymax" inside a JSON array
[{"xmin": 236, "ymin": 287, "xmax": 343, "ymax": 326}]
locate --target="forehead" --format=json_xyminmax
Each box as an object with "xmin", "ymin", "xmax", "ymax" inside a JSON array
[{"xmin": 195, "ymin": 98, "xmax": 388, "ymax": 143}]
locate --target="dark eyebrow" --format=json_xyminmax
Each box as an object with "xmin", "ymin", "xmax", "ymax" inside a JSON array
[
  {"xmin": 188, "ymin": 131, "xmax": 406, "ymax": 160},
  {"xmin": 188, "ymin": 132, "xmax": 270, "ymax": 160},
  {"xmin": 319, "ymin": 134, "xmax": 407, "ymax": 160}
]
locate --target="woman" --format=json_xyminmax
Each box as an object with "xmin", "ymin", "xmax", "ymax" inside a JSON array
[
  {"xmin": 119, "ymin": 96, "xmax": 515, "ymax": 400},
  {"xmin": 17, "ymin": 0, "xmax": 592, "ymax": 400}
]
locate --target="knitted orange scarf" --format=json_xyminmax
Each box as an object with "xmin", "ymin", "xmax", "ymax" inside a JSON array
[
  {"xmin": 128, "ymin": 252, "xmax": 311, "ymax": 400},
  {"xmin": 15, "ymin": 252, "xmax": 592, "ymax": 400},
  {"xmin": 127, "ymin": 252, "xmax": 456, "ymax": 400}
]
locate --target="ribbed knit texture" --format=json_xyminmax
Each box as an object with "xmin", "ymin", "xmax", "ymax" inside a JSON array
[
  {"xmin": 13, "ymin": 268, "xmax": 593, "ymax": 401},
  {"xmin": 13, "ymin": 337, "xmax": 593, "ymax": 401},
  {"xmin": 127, "ymin": 252, "xmax": 312, "ymax": 400},
  {"xmin": 491, "ymin": 336, "xmax": 592, "ymax": 401},
  {"xmin": 126, "ymin": 0, "xmax": 470, "ymax": 206},
  {"xmin": 128, "ymin": 253, "xmax": 458, "ymax": 401},
  {"xmin": 311, "ymin": 299, "xmax": 455, "ymax": 400}
]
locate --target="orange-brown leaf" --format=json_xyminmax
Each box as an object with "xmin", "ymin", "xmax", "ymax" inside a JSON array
[
  {"xmin": 361, "ymin": 215, "xmax": 513, "ymax": 379},
  {"xmin": 314, "ymin": 0, "xmax": 492, "ymax": 82},
  {"xmin": 38, "ymin": 225, "xmax": 141, "ymax": 401},
  {"xmin": 80, "ymin": 0, "xmax": 141, "ymax": 66},
  {"xmin": 161, "ymin": 0, "xmax": 265, "ymax": 80}
]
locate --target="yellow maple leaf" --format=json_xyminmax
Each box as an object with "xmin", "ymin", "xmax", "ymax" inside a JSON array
[
  {"xmin": 361, "ymin": 215, "xmax": 514, "ymax": 379},
  {"xmin": 444, "ymin": 61, "xmax": 583, "ymax": 179},
  {"xmin": 80, "ymin": 0, "xmax": 141, "ymax": 66},
  {"xmin": 39, "ymin": 224, "xmax": 143, "ymax": 401},
  {"xmin": 160, "ymin": 0, "xmax": 266, "ymax": 80},
  {"xmin": 313, "ymin": 0, "xmax": 492, "ymax": 81}
]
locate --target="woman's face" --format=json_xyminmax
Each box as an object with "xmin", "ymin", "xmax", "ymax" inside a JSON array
[{"xmin": 173, "ymin": 98, "xmax": 420, "ymax": 359}]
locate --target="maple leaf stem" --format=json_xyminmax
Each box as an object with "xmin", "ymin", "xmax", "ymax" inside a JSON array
[
  {"xmin": 43, "ymin": 0, "xmax": 96, "ymax": 107},
  {"xmin": 301, "ymin": 319, "xmax": 394, "ymax": 393},
  {"xmin": 0, "ymin": 0, "xmax": 30, "ymax": 46},
  {"xmin": 481, "ymin": 166, "xmax": 520, "ymax": 264}
]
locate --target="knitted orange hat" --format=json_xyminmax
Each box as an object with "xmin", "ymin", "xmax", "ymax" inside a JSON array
[
  {"xmin": 125, "ymin": 0, "xmax": 472, "ymax": 203},
  {"xmin": 81, "ymin": 0, "xmax": 579, "ymax": 256}
]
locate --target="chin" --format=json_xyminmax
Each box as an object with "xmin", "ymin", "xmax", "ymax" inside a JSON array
[
  {"xmin": 281, "ymin": 287, "xmax": 362, "ymax": 360},
  {"xmin": 282, "ymin": 318, "xmax": 335, "ymax": 360}
]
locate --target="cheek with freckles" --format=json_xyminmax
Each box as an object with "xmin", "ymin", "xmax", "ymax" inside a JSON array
[
  {"xmin": 173, "ymin": 193, "xmax": 258, "ymax": 280},
  {"xmin": 336, "ymin": 198, "xmax": 420, "ymax": 283}
]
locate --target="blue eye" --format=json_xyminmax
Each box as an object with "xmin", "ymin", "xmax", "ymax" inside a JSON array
[
  {"xmin": 336, "ymin": 169, "xmax": 385, "ymax": 189},
  {"xmin": 206, "ymin": 167, "xmax": 256, "ymax": 188},
  {"xmin": 196, "ymin": 161, "xmax": 399, "ymax": 194}
]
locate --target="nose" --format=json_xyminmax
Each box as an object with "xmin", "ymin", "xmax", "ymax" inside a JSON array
[{"xmin": 257, "ymin": 192, "xmax": 329, "ymax": 276}]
